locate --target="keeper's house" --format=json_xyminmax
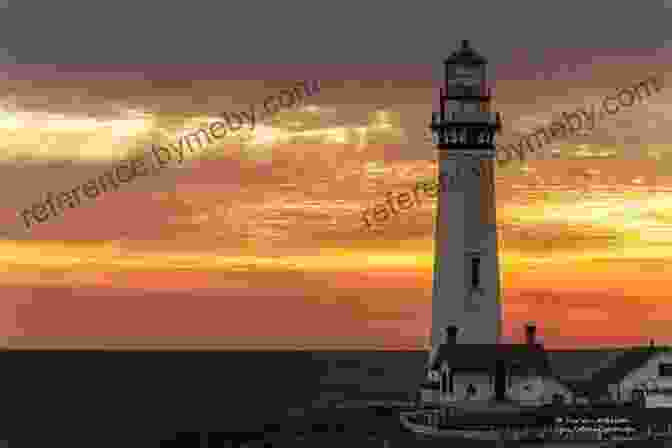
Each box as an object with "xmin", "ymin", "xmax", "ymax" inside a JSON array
[
  {"xmin": 566, "ymin": 344, "xmax": 672, "ymax": 406},
  {"xmin": 420, "ymin": 323, "xmax": 672, "ymax": 408}
]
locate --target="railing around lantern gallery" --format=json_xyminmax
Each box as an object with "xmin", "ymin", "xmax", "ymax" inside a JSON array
[
  {"xmin": 432, "ymin": 111, "xmax": 500, "ymax": 125},
  {"xmin": 442, "ymin": 85, "xmax": 492, "ymax": 99}
]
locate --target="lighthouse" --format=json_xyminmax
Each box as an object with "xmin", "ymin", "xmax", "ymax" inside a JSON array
[{"xmin": 428, "ymin": 40, "xmax": 503, "ymax": 347}]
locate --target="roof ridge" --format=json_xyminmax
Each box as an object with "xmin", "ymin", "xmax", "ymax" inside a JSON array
[{"xmin": 570, "ymin": 349, "xmax": 663, "ymax": 396}]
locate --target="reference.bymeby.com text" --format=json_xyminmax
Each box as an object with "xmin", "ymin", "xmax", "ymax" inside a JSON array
[{"xmin": 18, "ymin": 80, "xmax": 321, "ymax": 231}]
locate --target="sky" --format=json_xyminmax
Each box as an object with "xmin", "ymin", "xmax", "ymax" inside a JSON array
[{"xmin": 2, "ymin": 0, "xmax": 672, "ymax": 349}]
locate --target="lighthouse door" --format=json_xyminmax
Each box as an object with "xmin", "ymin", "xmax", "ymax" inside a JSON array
[{"xmin": 495, "ymin": 359, "xmax": 506, "ymax": 401}]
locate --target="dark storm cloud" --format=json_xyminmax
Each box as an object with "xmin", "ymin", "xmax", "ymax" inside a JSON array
[{"xmin": 0, "ymin": 0, "xmax": 670, "ymax": 64}]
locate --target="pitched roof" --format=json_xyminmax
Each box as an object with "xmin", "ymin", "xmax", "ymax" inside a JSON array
[
  {"xmin": 545, "ymin": 349, "xmax": 628, "ymax": 381},
  {"xmin": 575, "ymin": 347, "xmax": 668, "ymax": 397},
  {"xmin": 426, "ymin": 344, "xmax": 672, "ymax": 397},
  {"xmin": 429, "ymin": 343, "xmax": 551, "ymax": 375}
]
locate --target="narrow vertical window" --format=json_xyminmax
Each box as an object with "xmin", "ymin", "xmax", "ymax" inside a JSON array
[
  {"xmin": 471, "ymin": 257, "xmax": 481, "ymax": 288},
  {"xmin": 441, "ymin": 370, "xmax": 447, "ymax": 394}
]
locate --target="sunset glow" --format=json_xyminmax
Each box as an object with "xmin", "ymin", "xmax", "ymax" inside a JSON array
[{"xmin": 2, "ymin": 59, "xmax": 671, "ymax": 350}]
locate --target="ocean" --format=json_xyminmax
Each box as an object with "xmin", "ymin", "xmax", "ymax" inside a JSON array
[
  {"xmin": 10, "ymin": 350, "xmax": 669, "ymax": 447},
  {"xmin": 5, "ymin": 350, "xmax": 444, "ymax": 447}
]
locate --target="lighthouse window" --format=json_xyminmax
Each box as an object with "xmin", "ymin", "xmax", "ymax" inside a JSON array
[
  {"xmin": 447, "ymin": 128, "xmax": 467, "ymax": 145},
  {"xmin": 466, "ymin": 384, "xmax": 477, "ymax": 398},
  {"xmin": 659, "ymin": 363, "xmax": 672, "ymax": 377},
  {"xmin": 471, "ymin": 257, "xmax": 481, "ymax": 288},
  {"xmin": 478, "ymin": 130, "xmax": 492, "ymax": 145}
]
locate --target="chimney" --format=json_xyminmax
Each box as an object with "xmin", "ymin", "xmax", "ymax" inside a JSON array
[
  {"xmin": 443, "ymin": 325, "xmax": 458, "ymax": 345},
  {"xmin": 525, "ymin": 323, "xmax": 537, "ymax": 346}
]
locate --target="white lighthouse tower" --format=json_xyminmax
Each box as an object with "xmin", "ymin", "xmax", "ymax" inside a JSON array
[{"xmin": 428, "ymin": 40, "xmax": 503, "ymax": 347}]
